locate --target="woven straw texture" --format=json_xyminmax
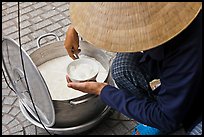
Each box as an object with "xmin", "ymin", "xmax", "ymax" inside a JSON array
[{"xmin": 70, "ymin": 2, "xmax": 202, "ymax": 52}]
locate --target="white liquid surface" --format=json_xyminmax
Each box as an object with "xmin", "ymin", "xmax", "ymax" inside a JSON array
[
  {"xmin": 37, "ymin": 55, "xmax": 108, "ymax": 100},
  {"xmin": 80, "ymin": 55, "xmax": 108, "ymax": 83},
  {"xmin": 69, "ymin": 63, "xmax": 96, "ymax": 80}
]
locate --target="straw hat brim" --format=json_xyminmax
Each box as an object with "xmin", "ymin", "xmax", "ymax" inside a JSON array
[{"xmin": 70, "ymin": 2, "xmax": 202, "ymax": 52}]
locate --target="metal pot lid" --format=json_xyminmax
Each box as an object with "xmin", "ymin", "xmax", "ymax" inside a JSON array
[{"xmin": 2, "ymin": 37, "xmax": 55, "ymax": 127}]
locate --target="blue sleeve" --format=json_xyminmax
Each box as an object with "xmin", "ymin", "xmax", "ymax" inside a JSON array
[{"xmin": 100, "ymin": 85, "xmax": 178, "ymax": 133}]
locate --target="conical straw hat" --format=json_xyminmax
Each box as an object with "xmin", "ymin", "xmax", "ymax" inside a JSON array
[{"xmin": 70, "ymin": 2, "xmax": 202, "ymax": 52}]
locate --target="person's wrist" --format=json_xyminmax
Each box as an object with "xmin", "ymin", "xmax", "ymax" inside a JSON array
[{"xmin": 97, "ymin": 83, "xmax": 108, "ymax": 95}]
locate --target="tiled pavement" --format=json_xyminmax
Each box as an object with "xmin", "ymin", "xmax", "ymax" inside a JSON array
[{"xmin": 2, "ymin": 2, "xmax": 137, "ymax": 135}]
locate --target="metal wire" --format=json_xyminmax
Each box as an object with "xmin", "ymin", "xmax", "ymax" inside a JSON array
[{"xmin": 17, "ymin": 2, "xmax": 52, "ymax": 135}]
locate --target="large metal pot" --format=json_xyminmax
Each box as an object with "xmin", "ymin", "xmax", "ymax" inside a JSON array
[
  {"xmin": 28, "ymin": 33, "xmax": 114, "ymax": 130},
  {"xmin": 2, "ymin": 34, "xmax": 115, "ymax": 134}
]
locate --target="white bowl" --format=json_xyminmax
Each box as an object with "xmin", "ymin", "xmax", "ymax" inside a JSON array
[{"xmin": 67, "ymin": 58, "xmax": 99, "ymax": 82}]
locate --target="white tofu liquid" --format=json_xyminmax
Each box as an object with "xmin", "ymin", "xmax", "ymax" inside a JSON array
[
  {"xmin": 37, "ymin": 55, "xmax": 107, "ymax": 100},
  {"xmin": 69, "ymin": 63, "xmax": 95, "ymax": 80}
]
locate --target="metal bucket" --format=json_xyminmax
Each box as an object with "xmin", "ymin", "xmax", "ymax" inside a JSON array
[{"xmin": 26, "ymin": 33, "xmax": 114, "ymax": 134}]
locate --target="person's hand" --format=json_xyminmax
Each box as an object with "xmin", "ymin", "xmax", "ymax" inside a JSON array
[
  {"xmin": 66, "ymin": 75, "xmax": 107, "ymax": 95},
  {"xmin": 64, "ymin": 25, "xmax": 80, "ymax": 60}
]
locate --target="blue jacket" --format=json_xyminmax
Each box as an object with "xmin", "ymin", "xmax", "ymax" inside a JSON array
[{"xmin": 100, "ymin": 11, "xmax": 202, "ymax": 133}]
